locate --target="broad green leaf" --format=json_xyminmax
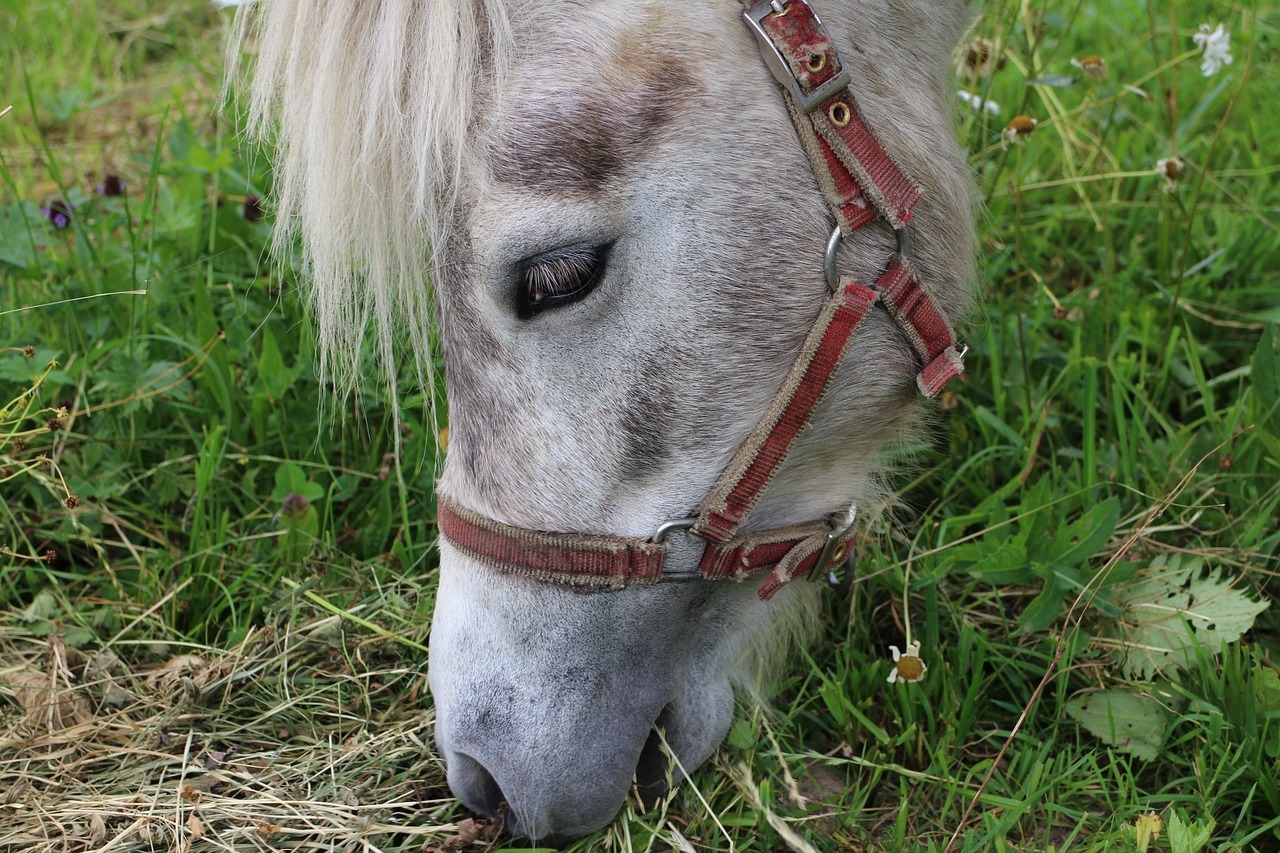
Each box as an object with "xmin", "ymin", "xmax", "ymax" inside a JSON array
[
  {"xmin": 1104, "ymin": 556, "xmax": 1270, "ymax": 679},
  {"xmin": 1065, "ymin": 688, "xmax": 1169, "ymax": 760},
  {"xmin": 727, "ymin": 719, "xmax": 755, "ymax": 750},
  {"xmin": 1252, "ymin": 325, "xmax": 1279, "ymax": 433},
  {"xmin": 1256, "ymin": 666, "xmax": 1280, "ymax": 713},
  {"xmin": 1166, "ymin": 811, "xmax": 1215, "ymax": 853},
  {"xmin": 19, "ymin": 588, "xmax": 60, "ymax": 623},
  {"xmin": 258, "ymin": 327, "xmax": 294, "ymax": 401},
  {"xmin": 964, "ymin": 539, "xmax": 1033, "ymax": 584},
  {"xmin": 1018, "ymin": 574, "xmax": 1065, "ymax": 634},
  {"xmin": 1052, "ymin": 497, "xmax": 1120, "ymax": 567}
]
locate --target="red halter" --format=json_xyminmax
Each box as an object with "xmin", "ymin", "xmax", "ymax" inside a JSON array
[{"xmin": 436, "ymin": 0, "xmax": 965, "ymax": 601}]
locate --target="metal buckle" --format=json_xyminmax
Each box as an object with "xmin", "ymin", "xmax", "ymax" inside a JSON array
[
  {"xmin": 744, "ymin": 1, "xmax": 852, "ymax": 114},
  {"xmin": 651, "ymin": 517, "xmax": 703, "ymax": 582},
  {"xmin": 808, "ymin": 509, "xmax": 857, "ymax": 593}
]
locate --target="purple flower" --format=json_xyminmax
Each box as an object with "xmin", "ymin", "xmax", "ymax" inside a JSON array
[
  {"xmin": 40, "ymin": 199, "xmax": 74, "ymax": 229},
  {"xmin": 97, "ymin": 174, "xmax": 125, "ymax": 197},
  {"xmin": 243, "ymin": 194, "xmax": 263, "ymax": 222},
  {"xmin": 281, "ymin": 493, "xmax": 311, "ymax": 520}
]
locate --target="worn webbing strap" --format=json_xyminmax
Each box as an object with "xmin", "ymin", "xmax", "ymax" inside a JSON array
[
  {"xmin": 690, "ymin": 280, "xmax": 878, "ymax": 545},
  {"xmin": 874, "ymin": 257, "xmax": 966, "ymax": 397},
  {"xmin": 747, "ymin": 0, "xmax": 964, "ymax": 398},
  {"xmin": 437, "ymin": 495, "xmax": 667, "ymax": 590},
  {"xmin": 437, "ymin": 494, "xmax": 854, "ymax": 598},
  {"xmin": 754, "ymin": 0, "xmax": 920, "ymax": 229}
]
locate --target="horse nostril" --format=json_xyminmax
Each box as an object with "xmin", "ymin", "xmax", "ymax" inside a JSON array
[
  {"xmin": 450, "ymin": 752, "xmax": 508, "ymax": 820},
  {"xmin": 633, "ymin": 704, "xmax": 676, "ymax": 809}
]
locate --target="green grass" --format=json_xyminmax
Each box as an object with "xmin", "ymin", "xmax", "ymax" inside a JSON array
[{"xmin": 1, "ymin": 1, "xmax": 1278, "ymax": 851}]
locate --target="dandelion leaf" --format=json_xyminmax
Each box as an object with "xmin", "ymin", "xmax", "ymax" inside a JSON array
[
  {"xmin": 1104, "ymin": 556, "xmax": 1268, "ymax": 679},
  {"xmin": 1065, "ymin": 688, "xmax": 1168, "ymax": 760}
]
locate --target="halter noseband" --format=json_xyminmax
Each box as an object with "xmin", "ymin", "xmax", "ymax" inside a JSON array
[{"xmin": 436, "ymin": 0, "xmax": 965, "ymax": 601}]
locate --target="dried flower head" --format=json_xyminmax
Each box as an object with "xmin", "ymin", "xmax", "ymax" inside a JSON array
[
  {"xmin": 1071, "ymin": 55, "xmax": 1108, "ymax": 80},
  {"xmin": 64, "ymin": 495, "xmax": 79, "ymax": 509},
  {"xmin": 21, "ymin": 346, "xmax": 35, "ymax": 359},
  {"xmin": 97, "ymin": 174, "xmax": 126, "ymax": 197},
  {"xmin": 40, "ymin": 199, "xmax": 74, "ymax": 229},
  {"xmin": 243, "ymin": 194, "xmax": 264, "ymax": 222},
  {"xmin": 46, "ymin": 417, "xmax": 63, "ymax": 433},
  {"xmin": 1193, "ymin": 24, "xmax": 1232, "ymax": 77},
  {"xmin": 887, "ymin": 641, "xmax": 928, "ymax": 684},
  {"xmin": 961, "ymin": 37, "xmax": 1005, "ymax": 77},
  {"xmin": 1156, "ymin": 156, "xmax": 1185, "ymax": 193},
  {"xmin": 1003, "ymin": 115, "xmax": 1037, "ymax": 147},
  {"xmin": 44, "ymin": 548, "xmax": 57, "ymax": 564}
]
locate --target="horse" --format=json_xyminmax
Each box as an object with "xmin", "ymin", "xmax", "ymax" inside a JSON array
[{"xmin": 237, "ymin": 0, "xmax": 977, "ymax": 841}]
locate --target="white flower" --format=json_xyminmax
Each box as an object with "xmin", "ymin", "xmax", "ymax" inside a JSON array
[
  {"xmin": 887, "ymin": 641, "xmax": 927, "ymax": 684},
  {"xmin": 1193, "ymin": 24, "xmax": 1233, "ymax": 77},
  {"xmin": 957, "ymin": 90, "xmax": 1001, "ymax": 116}
]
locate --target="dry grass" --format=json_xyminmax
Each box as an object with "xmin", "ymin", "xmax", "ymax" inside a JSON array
[{"xmin": 0, "ymin": 602, "xmax": 487, "ymax": 853}]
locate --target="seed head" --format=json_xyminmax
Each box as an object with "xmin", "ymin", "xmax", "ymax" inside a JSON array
[
  {"xmin": 962, "ymin": 37, "xmax": 1005, "ymax": 77},
  {"xmin": 47, "ymin": 417, "xmax": 63, "ymax": 433},
  {"xmin": 1156, "ymin": 157, "xmax": 1185, "ymax": 193},
  {"xmin": 1071, "ymin": 55, "xmax": 1108, "ymax": 80},
  {"xmin": 21, "ymin": 346, "xmax": 34, "ymax": 359},
  {"xmin": 1003, "ymin": 115, "xmax": 1037, "ymax": 147},
  {"xmin": 65, "ymin": 495, "xmax": 79, "ymax": 509}
]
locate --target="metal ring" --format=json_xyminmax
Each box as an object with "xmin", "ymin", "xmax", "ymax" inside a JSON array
[
  {"xmin": 824, "ymin": 225, "xmax": 842, "ymax": 292},
  {"xmin": 651, "ymin": 517, "xmax": 697, "ymax": 544},
  {"xmin": 895, "ymin": 224, "xmax": 911, "ymax": 258}
]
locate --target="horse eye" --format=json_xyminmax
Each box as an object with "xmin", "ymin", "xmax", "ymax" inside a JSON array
[{"xmin": 516, "ymin": 243, "xmax": 610, "ymax": 319}]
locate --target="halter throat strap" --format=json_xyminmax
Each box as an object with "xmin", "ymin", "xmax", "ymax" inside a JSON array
[{"xmin": 436, "ymin": 0, "xmax": 965, "ymax": 600}]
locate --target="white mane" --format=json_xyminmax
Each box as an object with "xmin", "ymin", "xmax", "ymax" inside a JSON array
[{"xmin": 232, "ymin": 0, "xmax": 515, "ymax": 392}]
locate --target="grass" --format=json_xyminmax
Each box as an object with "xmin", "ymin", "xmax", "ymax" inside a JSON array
[{"xmin": 0, "ymin": 0, "xmax": 1277, "ymax": 851}]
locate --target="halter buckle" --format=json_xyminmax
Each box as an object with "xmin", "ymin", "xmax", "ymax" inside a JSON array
[
  {"xmin": 651, "ymin": 517, "xmax": 704, "ymax": 582},
  {"xmin": 744, "ymin": 2, "xmax": 852, "ymax": 113},
  {"xmin": 809, "ymin": 509, "xmax": 857, "ymax": 593}
]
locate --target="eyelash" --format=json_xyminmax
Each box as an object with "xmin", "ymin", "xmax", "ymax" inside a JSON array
[{"xmin": 516, "ymin": 244, "xmax": 610, "ymax": 319}]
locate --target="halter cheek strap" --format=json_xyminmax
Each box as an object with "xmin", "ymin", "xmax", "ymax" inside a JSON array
[{"xmin": 436, "ymin": 0, "xmax": 965, "ymax": 601}]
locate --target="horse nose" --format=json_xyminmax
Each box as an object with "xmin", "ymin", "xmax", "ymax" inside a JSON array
[
  {"xmin": 438, "ymin": 721, "xmax": 658, "ymax": 842},
  {"xmin": 446, "ymin": 752, "xmax": 507, "ymax": 820}
]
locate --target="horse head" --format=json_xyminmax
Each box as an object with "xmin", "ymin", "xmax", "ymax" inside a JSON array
[{"xmin": 241, "ymin": 0, "xmax": 976, "ymax": 841}]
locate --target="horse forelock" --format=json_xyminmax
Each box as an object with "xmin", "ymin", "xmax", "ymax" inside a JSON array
[{"xmin": 234, "ymin": 0, "xmax": 517, "ymax": 394}]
